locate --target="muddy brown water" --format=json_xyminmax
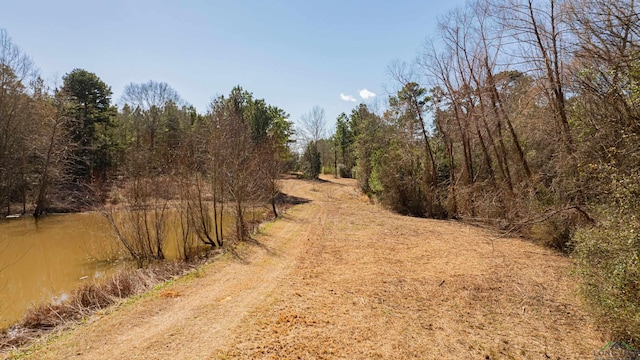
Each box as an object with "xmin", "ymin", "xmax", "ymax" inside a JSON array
[
  {"xmin": 0, "ymin": 213, "xmax": 122, "ymax": 329},
  {"xmin": 0, "ymin": 209, "xmax": 266, "ymax": 329}
]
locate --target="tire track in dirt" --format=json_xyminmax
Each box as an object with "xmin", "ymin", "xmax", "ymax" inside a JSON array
[
  {"xmin": 215, "ymin": 178, "xmax": 603, "ymax": 359},
  {"xmin": 14, "ymin": 177, "xmax": 602, "ymax": 359},
  {"xmin": 17, "ymin": 180, "xmax": 326, "ymax": 360}
]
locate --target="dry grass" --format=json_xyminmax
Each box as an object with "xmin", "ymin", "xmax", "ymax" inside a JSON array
[
  {"xmin": 217, "ymin": 177, "xmax": 603, "ymax": 359},
  {"xmin": 9, "ymin": 177, "xmax": 603, "ymax": 359},
  {"xmin": 0, "ymin": 189, "xmax": 300, "ymax": 356},
  {"xmin": 0, "ymin": 261, "xmax": 195, "ymax": 352}
]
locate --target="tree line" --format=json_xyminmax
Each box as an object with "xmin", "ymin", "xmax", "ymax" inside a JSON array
[
  {"xmin": 3, "ymin": 0, "xmax": 639, "ymax": 342},
  {"xmin": 0, "ymin": 29, "xmax": 294, "ymax": 264},
  {"xmin": 318, "ymin": 0, "xmax": 639, "ymax": 345}
]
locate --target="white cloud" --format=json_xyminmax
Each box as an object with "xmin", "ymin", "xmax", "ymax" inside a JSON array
[
  {"xmin": 359, "ymin": 88, "xmax": 376, "ymax": 100},
  {"xmin": 340, "ymin": 93, "xmax": 356, "ymax": 102}
]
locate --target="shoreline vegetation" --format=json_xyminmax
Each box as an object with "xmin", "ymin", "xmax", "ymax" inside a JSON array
[
  {"xmin": 0, "ymin": 191, "xmax": 303, "ymax": 355},
  {"xmin": 0, "ymin": 260, "xmax": 200, "ymax": 353},
  {"xmin": 2, "ymin": 177, "xmax": 604, "ymax": 359},
  {"xmin": 2, "ymin": 0, "xmax": 640, "ymax": 350}
]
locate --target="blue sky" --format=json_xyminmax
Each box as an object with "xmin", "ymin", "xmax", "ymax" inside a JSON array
[{"xmin": 1, "ymin": 0, "xmax": 464, "ymax": 131}]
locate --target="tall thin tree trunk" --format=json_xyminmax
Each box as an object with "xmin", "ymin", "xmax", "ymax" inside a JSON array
[{"xmin": 486, "ymin": 62, "xmax": 532, "ymax": 178}]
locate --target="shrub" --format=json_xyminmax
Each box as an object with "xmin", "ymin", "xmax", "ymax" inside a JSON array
[
  {"xmin": 572, "ymin": 170, "xmax": 640, "ymax": 346},
  {"xmin": 525, "ymin": 210, "xmax": 587, "ymax": 253},
  {"xmin": 302, "ymin": 142, "xmax": 321, "ymax": 179},
  {"xmin": 573, "ymin": 216, "xmax": 640, "ymax": 346},
  {"xmin": 321, "ymin": 166, "xmax": 335, "ymax": 175},
  {"xmin": 337, "ymin": 164, "xmax": 352, "ymax": 178},
  {"xmin": 375, "ymin": 144, "xmax": 429, "ymax": 216}
]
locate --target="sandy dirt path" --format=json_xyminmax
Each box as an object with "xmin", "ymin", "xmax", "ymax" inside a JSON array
[{"xmin": 14, "ymin": 177, "xmax": 602, "ymax": 359}]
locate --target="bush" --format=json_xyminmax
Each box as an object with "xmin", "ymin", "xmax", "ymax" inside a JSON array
[
  {"xmin": 337, "ymin": 164, "xmax": 352, "ymax": 178},
  {"xmin": 573, "ymin": 216, "xmax": 640, "ymax": 346},
  {"xmin": 572, "ymin": 170, "xmax": 640, "ymax": 346},
  {"xmin": 321, "ymin": 166, "xmax": 335, "ymax": 175},
  {"xmin": 302, "ymin": 142, "xmax": 321, "ymax": 179},
  {"xmin": 375, "ymin": 144, "xmax": 429, "ymax": 216},
  {"xmin": 526, "ymin": 210, "xmax": 586, "ymax": 253}
]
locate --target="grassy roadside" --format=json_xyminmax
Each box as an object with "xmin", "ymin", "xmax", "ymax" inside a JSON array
[
  {"xmin": 0, "ymin": 198, "xmax": 297, "ymax": 359},
  {"xmin": 1, "ymin": 177, "xmax": 607, "ymax": 359},
  {"xmin": 0, "ymin": 260, "xmax": 205, "ymax": 358}
]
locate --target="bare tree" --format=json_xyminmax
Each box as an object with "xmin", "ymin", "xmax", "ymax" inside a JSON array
[
  {"xmin": 567, "ymin": 0, "xmax": 640, "ymax": 147},
  {"xmin": 298, "ymin": 106, "xmax": 327, "ymax": 179},
  {"xmin": 101, "ymin": 81, "xmax": 187, "ymax": 264},
  {"xmin": 494, "ymin": 0, "xmax": 573, "ymax": 149},
  {"xmin": 32, "ymin": 88, "xmax": 74, "ymax": 217},
  {"xmin": 207, "ymin": 88, "xmax": 257, "ymax": 242},
  {"xmin": 102, "ymin": 154, "xmax": 170, "ymax": 267},
  {"xmin": 299, "ymin": 106, "xmax": 326, "ymax": 143},
  {"xmin": 121, "ymin": 80, "xmax": 182, "ymax": 150},
  {"xmin": 0, "ymin": 29, "xmax": 37, "ymax": 215}
]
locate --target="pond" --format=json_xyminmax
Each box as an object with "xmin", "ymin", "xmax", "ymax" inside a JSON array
[
  {"xmin": 0, "ymin": 207, "xmax": 266, "ymax": 329},
  {"xmin": 0, "ymin": 213, "xmax": 123, "ymax": 329}
]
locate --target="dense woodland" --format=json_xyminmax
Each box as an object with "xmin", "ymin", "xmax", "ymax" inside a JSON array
[{"xmin": 1, "ymin": 0, "xmax": 639, "ymax": 345}]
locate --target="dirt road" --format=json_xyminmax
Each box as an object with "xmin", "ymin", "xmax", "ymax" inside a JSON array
[{"xmin": 15, "ymin": 177, "xmax": 602, "ymax": 359}]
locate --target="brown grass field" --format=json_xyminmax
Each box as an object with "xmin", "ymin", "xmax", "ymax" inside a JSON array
[{"xmin": 6, "ymin": 176, "xmax": 603, "ymax": 359}]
